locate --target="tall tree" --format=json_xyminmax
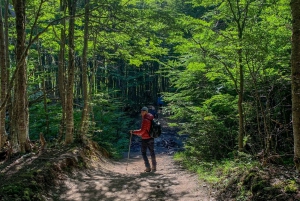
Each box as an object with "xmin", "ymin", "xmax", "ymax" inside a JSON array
[
  {"xmin": 210, "ymin": 0, "xmax": 251, "ymax": 151},
  {"xmin": 188, "ymin": 0, "xmax": 262, "ymax": 151},
  {"xmin": 58, "ymin": 0, "xmax": 67, "ymax": 141},
  {"xmin": 65, "ymin": 0, "xmax": 77, "ymax": 144},
  {"xmin": 12, "ymin": 0, "xmax": 30, "ymax": 152},
  {"xmin": 4, "ymin": 0, "xmax": 10, "ymax": 148},
  {"xmin": 0, "ymin": 0, "xmax": 7, "ymax": 148},
  {"xmin": 291, "ymin": 0, "xmax": 300, "ymax": 171},
  {"xmin": 80, "ymin": 0, "xmax": 90, "ymax": 139}
]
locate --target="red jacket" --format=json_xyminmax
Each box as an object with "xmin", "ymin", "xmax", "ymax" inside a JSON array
[{"xmin": 133, "ymin": 113, "xmax": 154, "ymax": 139}]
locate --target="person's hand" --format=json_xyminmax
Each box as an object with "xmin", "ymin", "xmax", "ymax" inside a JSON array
[{"xmin": 129, "ymin": 130, "xmax": 133, "ymax": 134}]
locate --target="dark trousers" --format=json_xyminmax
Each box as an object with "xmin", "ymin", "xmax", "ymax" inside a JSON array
[{"xmin": 141, "ymin": 138, "xmax": 156, "ymax": 168}]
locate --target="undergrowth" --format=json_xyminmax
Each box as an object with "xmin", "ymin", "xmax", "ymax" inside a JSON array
[
  {"xmin": 174, "ymin": 151, "xmax": 258, "ymax": 184},
  {"xmin": 174, "ymin": 151, "xmax": 300, "ymax": 200}
]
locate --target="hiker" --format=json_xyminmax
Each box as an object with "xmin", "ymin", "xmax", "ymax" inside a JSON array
[
  {"xmin": 157, "ymin": 96, "xmax": 164, "ymax": 109},
  {"xmin": 130, "ymin": 106, "xmax": 157, "ymax": 172},
  {"xmin": 148, "ymin": 106, "xmax": 158, "ymax": 118}
]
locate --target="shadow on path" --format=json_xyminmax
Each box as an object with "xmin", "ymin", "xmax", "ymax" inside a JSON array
[
  {"xmin": 52, "ymin": 150, "xmax": 213, "ymax": 201},
  {"xmin": 51, "ymin": 111, "xmax": 213, "ymax": 201}
]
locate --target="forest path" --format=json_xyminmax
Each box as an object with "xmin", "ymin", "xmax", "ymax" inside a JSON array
[{"xmin": 50, "ymin": 110, "xmax": 215, "ymax": 201}]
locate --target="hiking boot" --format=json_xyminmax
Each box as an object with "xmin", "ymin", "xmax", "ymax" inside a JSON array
[
  {"xmin": 144, "ymin": 167, "xmax": 151, "ymax": 172},
  {"xmin": 152, "ymin": 166, "xmax": 156, "ymax": 172}
]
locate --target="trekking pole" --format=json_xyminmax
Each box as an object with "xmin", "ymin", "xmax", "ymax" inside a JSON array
[{"xmin": 126, "ymin": 133, "xmax": 132, "ymax": 171}]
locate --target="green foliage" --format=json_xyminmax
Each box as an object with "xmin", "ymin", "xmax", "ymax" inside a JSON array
[
  {"xmin": 164, "ymin": 62, "xmax": 238, "ymax": 160},
  {"xmin": 29, "ymin": 102, "xmax": 62, "ymax": 140},
  {"xmin": 0, "ymin": 178, "xmax": 42, "ymax": 200},
  {"xmin": 160, "ymin": 0, "xmax": 292, "ymax": 163},
  {"xmin": 90, "ymin": 92, "xmax": 133, "ymax": 158},
  {"xmin": 174, "ymin": 151, "xmax": 258, "ymax": 184}
]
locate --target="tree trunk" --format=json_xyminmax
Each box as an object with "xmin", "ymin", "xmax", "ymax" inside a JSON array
[
  {"xmin": 65, "ymin": 0, "xmax": 77, "ymax": 144},
  {"xmin": 37, "ymin": 40, "xmax": 50, "ymax": 137},
  {"xmin": 0, "ymin": 0, "xmax": 7, "ymax": 148},
  {"xmin": 4, "ymin": 0, "xmax": 11, "ymax": 147},
  {"xmin": 237, "ymin": 48, "xmax": 244, "ymax": 151},
  {"xmin": 291, "ymin": 0, "xmax": 300, "ymax": 171},
  {"xmin": 232, "ymin": 1, "xmax": 250, "ymax": 152},
  {"xmin": 58, "ymin": 0, "xmax": 67, "ymax": 141},
  {"xmin": 13, "ymin": 0, "xmax": 30, "ymax": 153},
  {"xmin": 80, "ymin": 0, "xmax": 90, "ymax": 140},
  {"xmin": 91, "ymin": 36, "xmax": 97, "ymax": 94}
]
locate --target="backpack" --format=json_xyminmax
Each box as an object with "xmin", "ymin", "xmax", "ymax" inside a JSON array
[{"xmin": 149, "ymin": 119, "xmax": 162, "ymax": 138}]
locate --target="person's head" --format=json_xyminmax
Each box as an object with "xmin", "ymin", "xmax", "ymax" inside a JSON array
[{"xmin": 141, "ymin": 106, "xmax": 148, "ymax": 117}]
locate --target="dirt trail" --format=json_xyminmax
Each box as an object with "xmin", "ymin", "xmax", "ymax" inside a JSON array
[
  {"xmin": 51, "ymin": 111, "xmax": 215, "ymax": 201},
  {"xmin": 51, "ymin": 152, "xmax": 214, "ymax": 201}
]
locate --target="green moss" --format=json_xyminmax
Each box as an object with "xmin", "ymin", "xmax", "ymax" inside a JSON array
[{"xmin": 284, "ymin": 180, "xmax": 298, "ymax": 193}]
